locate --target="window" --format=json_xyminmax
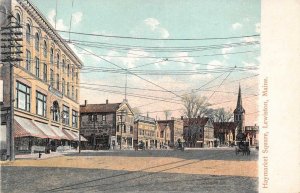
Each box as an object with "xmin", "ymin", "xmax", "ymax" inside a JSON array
[
  {"xmin": 52, "ymin": 101, "xmax": 59, "ymax": 122},
  {"xmin": 35, "ymin": 33, "xmax": 39, "ymax": 51},
  {"xmin": 130, "ymin": 126, "xmax": 133, "ymax": 134},
  {"xmin": 123, "ymin": 125, "xmax": 126, "ymax": 133},
  {"xmin": 35, "ymin": 57, "xmax": 40, "ymax": 78},
  {"xmin": 72, "ymin": 110, "xmax": 78, "ymax": 128},
  {"xmin": 56, "ymin": 74, "xmax": 59, "ymax": 90},
  {"xmin": 26, "ymin": 24, "xmax": 30, "ymax": 43},
  {"xmin": 50, "ymin": 48, "xmax": 54, "ymax": 64},
  {"xmin": 71, "ymin": 68, "xmax": 74, "ymax": 80},
  {"xmin": 26, "ymin": 50, "xmax": 31, "ymax": 71},
  {"xmin": 16, "ymin": 13, "xmax": 21, "ymax": 25},
  {"xmin": 67, "ymin": 64, "xmax": 70, "ymax": 76},
  {"xmin": 36, "ymin": 91, "xmax": 46, "ymax": 117},
  {"xmin": 102, "ymin": 115, "xmax": 106, "ymax": 121},
  {"xmin": 43, "ymin": 40, "xmax": 47, "ymax": 57},
  {"xmin": 62, "ymin": 105, "xmax": 70, "ymax": 125},
  {"xmin": 75, "ymin": 72, "xmax": 78, "ymax": 83},
  {"xmin": 67, "ymin": 82, "xmax": 69, "ymax": 96},
  {"xmin": 56, "ymin": 53, "xmax": 60, "ymax": 69},
  {"xmin": 62, "ymin": 59, "xmax": 65, "ymax": 73},
  {"xmin": 50, "ymin": 69, "xmax": 54, "ymax": 87},
  {"xmin": 43, "ymin": 63, "xmax": 47, "ymax": 82},
  {"xmin": 62, "ymin": 78, "xmax": 65, "ymax": 95},
  {"xmin": 71, "ymin": 86, "xmax": 74, "ymax": 99},
  {"xmin": 16, "ymin": 82, "xmax": 30, "ymax": 111}
]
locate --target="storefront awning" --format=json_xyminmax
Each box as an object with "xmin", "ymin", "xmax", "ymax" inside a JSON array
[
  {"xmin": 51, "ymin": 126, "xmax": 70, "ymax": 140},
  {"xmin": 63, "ymin": 129, "xmax": 87, "ymax": 141},
  {"xmin": 33, "ymin": 121, "xmax": 60, "ymax": 140},
  {"xmin": 14, "ymin": 116, "xmax": 48, "ymax": 139}
]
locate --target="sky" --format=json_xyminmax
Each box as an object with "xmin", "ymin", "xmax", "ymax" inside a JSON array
[{"xmin": 31, "ymin": 0, "xmax": 260, "ymax": 125}]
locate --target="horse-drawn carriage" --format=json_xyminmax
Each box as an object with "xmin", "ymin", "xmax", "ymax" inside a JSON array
[{"xmin": 235, "ymin": 133, "xmax": 250, "ymax": 156}]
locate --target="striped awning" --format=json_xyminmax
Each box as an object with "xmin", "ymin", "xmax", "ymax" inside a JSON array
[
  {"xmin": 14, "ymin": 116, "xmax": 48, "ymax": 139},
  {"xmin": 51, "ymin": 126, "xmax": 70, "ymax": 140},
  {"xmin": 33, "ymin": 121, "xmax": 60, "ymax": 140},
  {"xmin": 63, "ymin": 129, "xmax": 87, "ymax": 141}
]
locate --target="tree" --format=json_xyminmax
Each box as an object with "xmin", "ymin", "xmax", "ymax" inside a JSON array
[
  {"xmin": 164, "ymin": 110, "xmax": 172, "ymax": 120},
  {"xmin": 182, "ymin": 92, "xmax": 211, "ymax": 118},
  {"xmin": 208, "ymin": 108, "xmax": 233, "ymax": 123}
]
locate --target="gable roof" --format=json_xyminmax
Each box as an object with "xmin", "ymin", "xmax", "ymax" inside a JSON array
[{"xmin": 80, "ymin": 103, "xmax": 121, "ymax": 113}]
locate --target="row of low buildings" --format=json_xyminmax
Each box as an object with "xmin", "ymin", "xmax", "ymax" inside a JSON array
[
  {"xmin": 0, "ymin": 0, "xmax": 259, "ymax": 159},
  {"xmin": 78, "ymin": 85, "xmax": 259, "ymax": 150}
]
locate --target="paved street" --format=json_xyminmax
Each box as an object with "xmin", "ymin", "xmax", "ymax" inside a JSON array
[{"xmin": 1, "ymin": 148, "xmax": 258, "ymax": 193}]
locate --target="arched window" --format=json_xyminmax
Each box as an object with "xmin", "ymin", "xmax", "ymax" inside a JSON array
[
  {"xmin": 35, "ymin": 33, "xmax": 39, "ymax": 51},
  {"xmin": 71, "ymin": 68, "xmax": 74, "ymax": 80},
  {"xmin": 62, "ymin": 59, "xmax": 65, "ymax": 73},
  {"xmin": 50, "ymin": 48, "xmax": 54, "ymax": 64},
  {"xmin": 56, "ymin": 53, "xmax": 60, "ymax": 68},
  {"xmin": 26, "ymin": 23, "xmax": 31, "ymax": 43},
  {"xmin": 16, "ymin": 13, "xmax": 21, "ymax": 25},
  {"xmin": 43, "ymin": 40, "xmax": 47, "ymax": 57},
  {"xmin": 67, "ymin": 64, "xmax": 70, "ymax": 76},
  {"xmin": 52, "ymin": 101, "xmax": 60, "ymax": 122}
]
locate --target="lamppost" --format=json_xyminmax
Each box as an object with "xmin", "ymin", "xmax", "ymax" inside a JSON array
[{"xmin": 118, "ymin": 110, "xmax": 127, "ymax": 150}]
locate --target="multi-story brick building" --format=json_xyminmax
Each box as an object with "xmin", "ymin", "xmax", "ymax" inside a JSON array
[
  {"xmin": 80, "ymin": 100, "xmax": 135, "ymax": 150},
  {"xmin": 134, "ymin": 115, "xmax": 156, "ymax": 149},
  {"xmin": 183, "ymin": 117, "xmax": 214, "ymax": 148},
  {"xmin": 157, "ymin": 118, "xmax": 183, "ymax": 148},
  {"xmin": 0, "ymin": 0, "xmax": 84, "ymax": 156}
]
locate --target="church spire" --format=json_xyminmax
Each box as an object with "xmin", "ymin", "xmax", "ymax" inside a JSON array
[
  {"xmin": 236, "ymin": 84, "xmax": 243, "ymax": 110},
  {"xmin": 234, "ymin": 84, "xmax": 245, "ymax": 133}
]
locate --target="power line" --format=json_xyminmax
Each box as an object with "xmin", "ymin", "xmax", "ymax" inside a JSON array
[{"xmin": 57, "ymin": 29, "xmax": 260, "ymax": 41}]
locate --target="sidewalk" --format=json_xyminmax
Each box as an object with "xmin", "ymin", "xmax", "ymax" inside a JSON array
[{"xmin": 15, "ymin": 149, "xmax": 79, "ymax": 160}]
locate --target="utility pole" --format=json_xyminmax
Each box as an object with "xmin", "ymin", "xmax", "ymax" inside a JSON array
[{"xmin": 1, "ymin": 13, "xmax": 23, "ymax": 161}]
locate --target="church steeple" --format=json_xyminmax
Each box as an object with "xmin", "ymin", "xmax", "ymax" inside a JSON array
[
  {"xmin": 234, "ymin": 84, "xmax": 245, "ymax": 132},
  {"xmin": 235, "ymin": 84, "xmax": 245, "ymax": 113}
]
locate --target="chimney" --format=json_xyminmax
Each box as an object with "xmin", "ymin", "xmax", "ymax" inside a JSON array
[
  {"xmin": 106, "ymin": 99, "xmax": 108, "ymax": 104},
  {"xmin": 84, "ymin": 100, "xmax": 87, "ymax": 106}
]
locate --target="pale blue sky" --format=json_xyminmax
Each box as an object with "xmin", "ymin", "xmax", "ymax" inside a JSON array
[{"xmin": 31, "ymin": 0, "xmax": 260, "ymax": 124}]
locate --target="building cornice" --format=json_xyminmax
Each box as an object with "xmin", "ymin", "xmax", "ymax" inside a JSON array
[{"xmin": 16, "ymin": 0, "xmax": 83, "ymax": 68}]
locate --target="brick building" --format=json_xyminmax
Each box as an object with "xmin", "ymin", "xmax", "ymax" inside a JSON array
[
  {"xmin": 183, "ymin": 117, "xmax": 214, "ymax": 148},
  {"xmin": 134, "ymin": 115, "xmax": 156, "ymax": 149},
  {"xmin": 0, "ymin": 0, "xmax": 84, "ymax": 157},
  {"xmin": 80, "ymin": 100, "xmax": 135, "ymax": 150},
  {"xmin": 157, "ymin": 118, "xmax": 183, "ymax": 148}
]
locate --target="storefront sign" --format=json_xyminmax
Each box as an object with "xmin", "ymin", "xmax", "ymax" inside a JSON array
[{"xmin": 48, "ymin": 86, "xmax": 63, "ymax": 98}]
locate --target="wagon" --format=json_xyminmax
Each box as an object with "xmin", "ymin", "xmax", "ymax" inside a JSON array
[
  {"xmin": 235, "ymin": 133, "xmax": 250, "ymax": 156},
  {"xmin": 235, "ymin": 141, "xmax": 250, "ymax": 155}
]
